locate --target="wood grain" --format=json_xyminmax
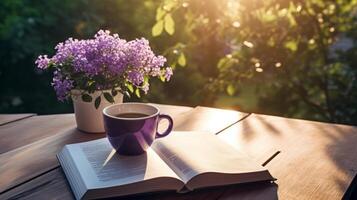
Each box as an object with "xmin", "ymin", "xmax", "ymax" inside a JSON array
[
  {"xmin": 0, "ymin": 104, "xmax": 193, "ymax": 193},
  {"xmin": 0, "ymin": 114, "xmax": 36, "ymax": 126},
  {"xmin": 148, "ymin": 103, "xmax": 192, "ymax": 115},
  {"xmin": 218, "ymin": 114, "xmax": 357, "ymax": 200},
  {"xmin": 0, "ymin": 127, "xmax": 104, "ymax": 194},
  {"xmin": 0, "ymin": 168, "xmax": 73, "ymax": 200},
  {"xmin": 0, "ymin": 106, "xmax": 246, "ymax": 199},
  {"xmin": 0, "ymin": 114, "xmax": 75, "ymax": 154}
]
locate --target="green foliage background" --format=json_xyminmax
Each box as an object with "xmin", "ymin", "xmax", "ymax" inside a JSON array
[{"xmin": 1, "ymin": 0, "xmax": 357, "ymax": 125}]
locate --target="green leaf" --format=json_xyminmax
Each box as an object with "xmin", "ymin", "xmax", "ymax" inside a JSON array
[
  {"xmin": 94, "ymin": 96, "xmax": 101, "ymax": 109},
  {"xmin": 152, "ymin": 20, "xmax": 164, "ymax": 37},
  {"xmin": 88, "ymin": 80, "xmax": 95, "ymax": 86},
  {"xmin": 226, "ymin": 84, "xmax": 236, "ymax": 96},
  {"xmin": 127, "ymin": 84, "xmax": 134, "ymax": 93},
  {"xmin": 135, "ymin": 89, "xmax": 141, "ymax": 98},
  {"xmin": 159, "ymin": 75, "xmax": 166, "ymax": 82},
  {"xmin": 144, "ymin": 76, "xmax": 149, "ymax": 84},
  {"xmin": 260, "ymin": 9, "xmax": 277, "ymax": 23},
  {"xmin": 124, "ymin": 91, "xmax": 131, "ymax": 98},
  {"xmin": 111, "ymin": 89, "xmax": 118, "ymax": 97},
  {"xmin": 217, "ymin": 58, "xmax": 228, "ymax": 69},
  {"xmin": 278, "ymin": 8, "xmax": 288, "ymax": 17},
  {"xmin": 178, "ymin": 53, "xmax": 186, "ymax": 67},
  {"xmin": 217, "ymin": 57, "xmax": 237, "ymax": 69},
  {"xmin": 164, "ymin": 14, "xmax": 175, "ymax": 35},
  {"xmin": 81, "ymin": 94, "xmax": 92, "ymax": 102},
  {"xmin": 284, "ymin": 40, "xmax": 298, "ymax": 52},
  {"xmin": 103, "ymin": 92, "xmax": 114, "ymax": 103},
  {"xmin": 287, "ymin": 13, "xmax": 297, "ymax": 27},
  {"xmin": 156, "ymin": 7, "xmax": 166, "ymax": 21},
  {"xmin": 163, "ymin": 0, "xmax": 176, "ymax": 11}
]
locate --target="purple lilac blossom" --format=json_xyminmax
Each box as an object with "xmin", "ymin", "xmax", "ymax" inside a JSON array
[
  {"xmin": 51, "ymin": 71, "xmax": 73, "ymax": 101},
  {"xmin": 52, "ymin": 31, "xmax": 128, "ymax": 76},
  {"xmin": 164, "ymin": 67, "xmax": 173, "ymax": 81},
  {"xmin": 125, "ymin": 38, "xmax": 167, "ymax": 85},
  {"xmin": 35, "ymin": 55, "xmax": 50, "ymax": 69},
  {"xmin": 127, "ymin": 70, "xmax": 144, "ymax": 86},
  {"xmin": 35, "ymin": 30, "xmax": 172, "ymax": 101}
]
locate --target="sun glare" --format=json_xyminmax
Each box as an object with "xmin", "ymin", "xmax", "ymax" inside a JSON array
[{"xmin": 226, "ymin": 0, "xmax": 240, "ymax": 18}]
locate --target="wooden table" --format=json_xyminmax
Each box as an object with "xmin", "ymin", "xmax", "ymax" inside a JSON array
[{"xmin": 0, "ymin": 104, "xmax": 356, "ymax": 200}]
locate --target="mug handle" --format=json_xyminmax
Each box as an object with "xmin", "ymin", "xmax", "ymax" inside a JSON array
[{"xmin": 156, "ymin": 114, "xmax": 173, "ymax": 138}]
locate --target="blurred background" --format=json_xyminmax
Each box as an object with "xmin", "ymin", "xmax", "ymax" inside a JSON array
[{"xmin": 1, "ymin": 0, "xmax": 357, "ymax": 125}]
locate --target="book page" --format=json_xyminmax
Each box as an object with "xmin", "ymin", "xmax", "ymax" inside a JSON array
[
  {"xmin": 66, "ymin": 138, "xmax": 183, "ymax": 189},
  {"xmin": 152, "ymin": 132, "xmax": 273, "ymax": 186}
]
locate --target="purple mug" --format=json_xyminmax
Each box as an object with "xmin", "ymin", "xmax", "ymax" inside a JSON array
[{"xmin": 102, "ymin": 103, "xmax": 173, "ymax": 155}]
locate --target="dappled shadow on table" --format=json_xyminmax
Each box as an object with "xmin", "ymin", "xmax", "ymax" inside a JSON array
[
  {"xmin": 218, "ymin": 114, "xmax": 357, "ymax": 199},
  {"xmin": 315, "ymin": 123, "xmax": 357, "ymax": 199}
]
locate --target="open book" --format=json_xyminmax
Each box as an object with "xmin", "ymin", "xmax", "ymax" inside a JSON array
[{"xmin": 57, "ymin": 132, "xmax": 274, "ymax": 200}]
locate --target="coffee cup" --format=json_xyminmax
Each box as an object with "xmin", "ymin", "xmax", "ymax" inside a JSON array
[{"xmin": 103, "ymin": 103, "xmax": 173, "ymax": 155}]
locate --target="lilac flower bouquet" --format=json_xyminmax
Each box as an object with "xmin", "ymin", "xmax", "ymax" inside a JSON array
[{"xmin": 36, "ymin": 30, "xmax": 172, "ymax": 108}]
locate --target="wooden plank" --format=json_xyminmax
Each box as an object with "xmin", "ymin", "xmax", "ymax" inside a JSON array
[
  {"xmin": 0, "ymin": 168, "xmax": 73, "ymax": 200},
  {"xmin": 0, "ymin": 128, "xmax": 104, "ymax": 194},
  {"xmin": 0, "ymin": 114, "xmax": 76, "ymax": 154},
  {"xmin": 218, "ymin": 114, "xmax": 357, "ymax": 200},
  {"xmin": 0, "ymin": 104, "xmax": 193, "ymax": 193},
  {"xmin": 217, "ymin": 182, "xmax": 278, "ymax": 200},
  {"xmin": 148, "ymin": 103, "xmax": 193, "ymax": 115},
  {"xmin": 0, "ymin": 114, "xmax": 36, "ymax": 126},
  {"xmin": 0, "ymin": 106, "xmax": 246, "ymax": 198}
]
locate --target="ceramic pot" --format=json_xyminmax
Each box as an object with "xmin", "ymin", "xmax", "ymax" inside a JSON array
[{"xmin": 71, "ymin": 90, "xmax": 123, "ymax": 133}]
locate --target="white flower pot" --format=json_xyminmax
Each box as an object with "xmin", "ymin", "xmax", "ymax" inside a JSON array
[{"xmin": 71, "ymin": 90, "xmax": 123, "ymax": 133}]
